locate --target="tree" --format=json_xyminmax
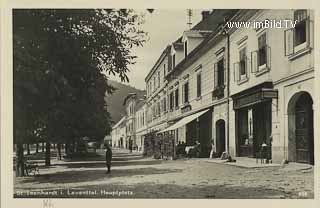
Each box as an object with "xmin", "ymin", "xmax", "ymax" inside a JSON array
[{"xmin": 13, "ymin": 9, "xmax": 147, "ymax": 176}]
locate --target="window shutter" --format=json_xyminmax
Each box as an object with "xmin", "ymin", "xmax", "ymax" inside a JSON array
[
  {"xmin": 284, "ymin": 28, "xmax": 294, "ymax": 56},
  {"xmin": 267, "ymin": 45, "xmax": 271, "ymax": 69},
  {"xmin": 234, "ymin": 62, "xmax": 239, "ymax": 82},
  {"xmin": 246, "ymin": 57, "xmax": 250, "ymax": 78},
  {"xmin": 306, "ymin": 17, "xmax": 312, "ymax": 48},
  {"xmin": 251, "ymin": 50, "xmax": 258, "ymax": 73}
]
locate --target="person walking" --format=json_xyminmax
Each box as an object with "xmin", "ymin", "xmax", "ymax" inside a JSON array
[
  {"xmin": 209, "ymin": 139, "xmax": 215, "ymax": 159},
  {"xmin": 105, "ymin": 144, "xmax": 112, "ymax": 174}
]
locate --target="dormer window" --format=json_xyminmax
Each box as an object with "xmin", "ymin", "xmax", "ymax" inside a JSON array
[
  {"xmin": 172, "ymin": 53, "xmax": 176, "ymax": 68},
  {"xmin": 184, "ymin": 41, "xmax": 188, "ymax": 58}
]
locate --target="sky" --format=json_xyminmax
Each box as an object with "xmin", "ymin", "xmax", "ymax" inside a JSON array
[{"xmin": 108, "ymin": 10, "xmax": 202, "ymax": 90}]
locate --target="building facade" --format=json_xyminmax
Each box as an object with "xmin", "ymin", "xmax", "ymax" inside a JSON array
[
  {"xmin": 228, "ymin": 9, "xmax": 314, "ymax": 164},
  {"xmin": 110, "ymin": 9, "xmax": 315, "ymax": 165},
  {"xmin": 111, "ymin": 116, "xmax": 127, "ymax": 148},
  {"xmin": 135, "ymin": 100, "xmax": 147, "ymax": 152}
]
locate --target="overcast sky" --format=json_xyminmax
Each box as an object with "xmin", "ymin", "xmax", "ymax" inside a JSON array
[{"xmin": 108, "ymin": 9, "xmax": 202, "ymax": 90}]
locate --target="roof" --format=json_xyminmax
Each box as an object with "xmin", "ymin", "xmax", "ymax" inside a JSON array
[
  {"xmin": 123, "ymin": 93, "xmax": 137, "ymax": 106},
  {"xmin": 112, "ymin": 116, "xmax": 126, "ymax": 129},
  {"xmin": 145, "ymin": 45, "xmax": 171, "ymax": 82},
  {"xmin": 135, "ymin": 99, "xmax": 146, "ymax": 112},
  {"xmin": 166, "ymin": 9, "xmax": 240, "ymax": 78}
]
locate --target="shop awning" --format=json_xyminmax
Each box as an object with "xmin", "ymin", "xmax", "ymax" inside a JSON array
[{"xmin": 159, "ymin": 109, "xmax": 209, "ymax": 133}]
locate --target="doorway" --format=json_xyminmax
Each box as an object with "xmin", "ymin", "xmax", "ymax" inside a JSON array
[
  {"xmin": 288, "ymin": 92, "xmax": 314, "ymax": 164},
  {"xmin": 216, "ymin": 120, "xmax": 226, "ymax": 156}
]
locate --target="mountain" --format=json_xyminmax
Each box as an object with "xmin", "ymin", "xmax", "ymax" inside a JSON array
[{"xmin": 106, "ymin": 79, "xmax": 146, "ymax": 125}]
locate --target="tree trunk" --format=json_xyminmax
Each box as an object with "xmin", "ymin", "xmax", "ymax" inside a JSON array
[
  {"xmin": 65, "ymin": 143, "xmax": 69, "ymax": 156},
  {"xmin": 16, "ymin": 143, "xmax": 25, "ymax": 177},
  {"xmin": 42, "ymin": 142, "xmax": 45, "ymax": 152},
  {"xmin": 36, "ymin": 143, "xmax": 39, "ymax": 153},
  {"xmin": 45, "ymin": 142, "xmax": 51, "ymax": 166},
  {"xmin": 57, "ymin": 143, "xmax": 62, "ymax": 160},
  {"xmin": 73, "ymin": 141, "xmax": 76, "ymax": 153},
  {"xmin": 27, "ymin": 144, "xmax": 31, "ymax": 155}
]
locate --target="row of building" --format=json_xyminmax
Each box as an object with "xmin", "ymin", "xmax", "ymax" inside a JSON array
[{"xmin": 111, "ymin": 9, "xmax": 315, "ymax": 164}]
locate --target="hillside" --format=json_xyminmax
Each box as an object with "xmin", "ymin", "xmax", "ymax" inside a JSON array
[{"xmin": 106, "ymin": 79, "xmax": 146, "ymax": 125}]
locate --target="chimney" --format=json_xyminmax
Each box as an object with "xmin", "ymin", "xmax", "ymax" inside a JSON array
[{"xmin": 201, "ymin": 10, "xmax": 210, "ymax": 20}]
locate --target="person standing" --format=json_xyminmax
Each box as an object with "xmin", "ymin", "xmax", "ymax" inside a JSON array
[
  {"xmin": 129, "ymin": 138, "xmax": 133, "ymax": 153},
  {"xmin": 105, "ymin": 145, "xmax": 112, "ymax": 174},
  {"xmin": 209, "ymin": 139, "xmax": 215, "ymax": 159}
]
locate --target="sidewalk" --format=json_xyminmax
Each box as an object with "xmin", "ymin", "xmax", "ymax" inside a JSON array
[{"xmin": 205, "ymin": 157, "xmax": 313, "ymax": 171}]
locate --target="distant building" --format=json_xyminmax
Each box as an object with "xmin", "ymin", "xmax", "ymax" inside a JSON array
[
  {"xmin": 123, "ymin": 93, "xmax": 146, "ymax": 151},
  {"xmin": 111, "ymin": 116, "xmax": 127, "ymax": 148},
  {"xmin": 135, "ymin": 99, "xmax": 147, "ymax": 152},
  {"xmin": 104, "ymin": 135, "xmax": 112, "ymax": 147}
]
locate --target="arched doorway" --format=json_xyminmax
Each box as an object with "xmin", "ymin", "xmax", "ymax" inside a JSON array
[
  {"xmin": 288, "ymin": 92, "xmax": 314, "ymax": 164},
  {"xmin": 216, "ymin": 120, "xmax": 226, "ymax": 156}
]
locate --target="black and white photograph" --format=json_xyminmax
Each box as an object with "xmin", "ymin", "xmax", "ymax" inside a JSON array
[{"xmin": 2, "ymin": 3, "xmax": 318, "ymax": 203}]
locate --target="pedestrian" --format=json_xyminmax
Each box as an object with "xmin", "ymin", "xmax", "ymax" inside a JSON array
[
  {"xmin": 105, "ymin": 144, "xmax": 112, "ymax": 174},
  {"xmin": 129, "ymin": 139, "xmax": 133, "ymax": 153},
  {"xmin": 209, "ymin": 139, "xmax": 215, "ymax": 159}
]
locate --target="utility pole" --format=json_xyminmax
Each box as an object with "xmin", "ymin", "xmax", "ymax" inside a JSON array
[{"xmin": 187, "ymin": 9, "xmax": 193, "ymax": 29}]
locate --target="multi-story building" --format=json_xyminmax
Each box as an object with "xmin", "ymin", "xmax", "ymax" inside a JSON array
[
  {"xmin": 145, "ymin": 46, "xmax": 171, "ymax": 133},
  {"xmin": 228, "ymin": 9, "xmax": 314, "ymax": 164},
  {"xmin": 157, "ymin": 10, "xmax": 238, "ymax": 157},
  {"xmin": 111, "ymin": 116, "xmax": 127, "ymax": 148},
  {"xmin": 123, "ymin": 92, "xmax": 146, "ymax": 150},
  {"xmin": 135, "ymin": 100, "xmax": 147, "ymax": 152},
  {"xmin": 111, "ymin": 9, "xmax": 315, "ymax": 165}
]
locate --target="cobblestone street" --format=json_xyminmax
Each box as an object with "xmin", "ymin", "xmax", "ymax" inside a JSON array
[{"xmin": 14, "ymin": 148, "xmax": 314, "ymax": 199}]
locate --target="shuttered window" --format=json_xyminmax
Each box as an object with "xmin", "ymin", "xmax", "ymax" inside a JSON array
[
  {"xmin": 258, "ymin": 33, "xmax": 267, "ymax": 66},
  {"xmin": 175, "ymin": 88, "xmax": 179, "ymax": 108},
  {"xmin": 184, "ymin": 82, "xmax": 189, "ymax": 103},
  {"xmin": 197, "ymin": 72, "xmax": 202, "ymax": 98},
  {"xmin": 239, "ymin": 47, "xmax": 247, "ymax": 76}
]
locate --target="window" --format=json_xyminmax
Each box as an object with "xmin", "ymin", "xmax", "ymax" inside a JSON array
[
  {"xmin": 158, "ymin": 71, "xmax": 160, "ymax": 88},
  {"xmin": 163, "ymin": 97, "xmax": 167, "ymax": 112},
  {"xmin": 294, "ymin": 10, "xmax": 307, "ymax": 47},
  {"xmin": 164, "ymin": 64, "xmax": 166, "ymax": 77},
  {"xmin": 239, "ymin": 47, "xmax": 247, "ymax": 76},
  {"xmin": 184, "ymin": 41, "xmax": 188, "ymax": 58},
  {"xmin": 175, "ymin": 88, "xmax": 179, "ymax": 108},
  {"xmin": 153, "ymin": 77, "xmax": 156, "ymax": 91},
  {"xmin": 197, "ymin": 73, "xmax": 202, "ymax": 98},
  {"xmin": 172, "ymin": 54, "xmax": 176, "ymax": 68},
  {"xmin": 217, "ymin": 59, "xmax": 224, "ymax": 87},
  {"xmin": 157, "ymin": 102, "xmax": 161, "ymax": 116},
  {"xmin": 258, "ymin": 33, "xmax": 267, "ymax": 67},
  {"xmin": 184, "ymin": 82, "xmax": 189, "ymax": 103},
  {"xmin": 170, "ymin": 92, "xmax": 174, "ymax": 110},
  {"xmin": 284, "ymin": 10, "xmax": 310, "ymax": 57}
]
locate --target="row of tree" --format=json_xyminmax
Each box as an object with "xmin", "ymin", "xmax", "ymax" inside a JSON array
[{"xmin": 13, "ymin": 9, "xmax": 147, "ymax": 176}]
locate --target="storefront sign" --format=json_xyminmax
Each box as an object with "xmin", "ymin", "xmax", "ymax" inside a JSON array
[{"xmin": 233, "ymin": 89, "xmax": 278, "ymax": 109}]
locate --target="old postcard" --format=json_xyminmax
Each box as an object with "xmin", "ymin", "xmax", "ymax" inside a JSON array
[{"xmin": 1, "ymin": 0, "xmax": 319, "ymax": 207}]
